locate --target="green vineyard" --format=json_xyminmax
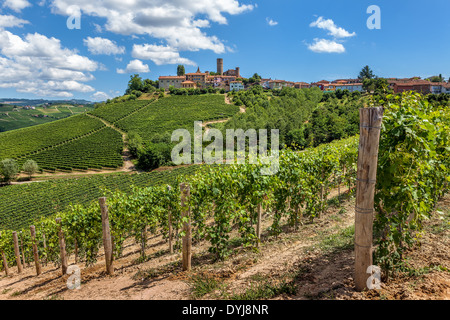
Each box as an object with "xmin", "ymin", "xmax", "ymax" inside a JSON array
[
  {"xmin": 89, "ymin": 100, "xmax": 154, "ymax": 123},
  {"xmin": 0, "ymin": 114, "xmax": 105, "ymax": 160},
  {"xmin": 0, "ymin": 165, "xmax": 200, "ymax": 230},
  {"xmin": 18, "ymin": 127, "xmax": 124, "ymax": 172},
  {"xmin": 115, "ymin": 95, "xmax": 240, "ymax": 141}
]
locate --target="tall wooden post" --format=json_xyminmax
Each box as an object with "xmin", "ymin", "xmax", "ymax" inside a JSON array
[
  {"xmin": 354, "ymin": 107, "xmax": 384, "ymax": 291},
  {"xmin": 56, "ymin": 218, "xmax": 68, "ymax": 275},
  {"xmin": 1, "ymin": 251, "xmax": 9, "ymax": 276},
  {"xmin": 74, "ymin": 238, "xmax": 78, "ymax": 264},
  {"xmin": 167, "ymin": 186, "xmax": 174, "ymax": 254},
  {"xmin": 42, "ymin": 233, "xmax": 47, "ymax": 266},
  {"xmin": 99, "ymin": 197, "xmax": 114, "ymax": 275},
  {"xmin": 30, "ymin": 226, "xmax": 42, "ymax": 276},
  {"xmin": 0, "ymin": 232, "xmax": 10, "ymax": 276},
  {"xmin": 256, "ymin": 203, "xmax": 262, "ymax": 248},
  {"xmin": 12, "ymin": 232, "xmax": 23, "ymax": 274},
  {"xmin": 180, "ymin": 183, "xmax": 191, "ymax": 271},
  {"xmin": 19, "ymin": 232, "xmax": 26, "ymax": 267}
]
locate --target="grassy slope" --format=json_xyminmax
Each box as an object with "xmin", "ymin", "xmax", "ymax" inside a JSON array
[
  {"xmin": 115, "ymin": 94, "xmax": 240, "ymax": 140},
  {"xmin": 0, "ymin": 105, "xmax": 94, "ymax": 132}
]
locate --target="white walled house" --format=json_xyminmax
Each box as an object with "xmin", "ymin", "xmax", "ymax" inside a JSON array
[
  {"xmin": 230, "ymin": 81, "xmax": 244, "ymax": 92},
  {"xmin": 335, "ymin": 83, "xmax": 364, "ymax": 92}
]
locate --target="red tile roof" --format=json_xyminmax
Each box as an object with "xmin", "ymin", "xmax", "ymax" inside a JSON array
[{"xmin": 159, "ymin": 76, "xmax": 185, "ymax": 80}]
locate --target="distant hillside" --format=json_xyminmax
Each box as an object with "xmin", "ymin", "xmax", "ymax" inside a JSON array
[
  {"xmin": 0, "ymin": 98, "xmax": 93, "ymax": 107},
  {"xmin": 0, "ymin": 94, "xmax": 239, "ymax": 173},
  {"xmin": 0, "ymin": 104, "xmax": 95, "ymax": 132}
]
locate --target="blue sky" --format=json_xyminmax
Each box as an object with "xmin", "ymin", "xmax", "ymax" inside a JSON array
[{"xmin": 0, "ymin": 0, "xmax": 449, "ymax": 101}]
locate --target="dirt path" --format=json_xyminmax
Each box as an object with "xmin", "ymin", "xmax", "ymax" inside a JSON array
[{"xmin": 224, "ymin": 94, "xmax": 245, "ymax": 113}]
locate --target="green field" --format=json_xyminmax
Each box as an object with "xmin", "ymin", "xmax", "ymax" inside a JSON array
[
  {"xmin": 19, "ymin": 127, "xmax": 124, "ymax": 171},
  {"xmin": 0, "ymin": 114, "xmax": 105, "ymax": 160},
  {"xmin": 89, "ymin": 100, "xmax": 153, "ymax": 123},
  {"xmin": 115, "ymin": 95, "xmax": 239, "ymax": 141},
  {"xmin": 0, "ymin": 104, "xmax": 94, "ymax": 132},
  {"xmin": 0, "ymin": 166, "xmax": 200, "ymax": 230},
  {"xmin": 0, "ymin": 95, "xmax": 239, "ymax": 173}
]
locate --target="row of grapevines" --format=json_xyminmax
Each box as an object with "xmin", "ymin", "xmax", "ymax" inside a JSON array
[
  {"xmin": 0, "ymin": 137, "xmax": 358, "ymax": 269},
  {"xmin": 18, "ymin": 127, "xmax": 124, "ymax": 172},
  {"xmin": 115, "ymin": 95, "xmax": 240, "ymax": 141},
  {"xmin": 0, "ymin": 166, "xmax": 200, "ymax": 231},
  {"xmin": 89, "ymin": 100, "xmax": 154, "ymax": 124},
  {"xmin": 0, "ymin": 114, "xmax": 105, "ymax": 160},
  {"xmin": 373, "ymin": 92, "xmax": 450, "ymax": 276}
]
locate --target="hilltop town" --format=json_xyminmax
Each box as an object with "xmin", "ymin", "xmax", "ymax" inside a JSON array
[{"xmin": 159, "ymin": 58, "xmax": 450, "ymax": 95}]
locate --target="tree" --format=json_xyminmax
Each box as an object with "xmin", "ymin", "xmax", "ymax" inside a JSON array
[
  {"xmin": 429, "ymin": 75, "xmax": 444, "ymax": 82},
  {"xmin": 22, "ymin": 160, "xmax": 39, "ymax": 179},
  {"xmin": 143, "ymin": 79, "xmax": 158, "ymax": 93},
  {"xmin": 0, "ymin": 159, "xmax": 19, "ymax": 183},
  {"xmin": 358, "ymin": 65, "xmax": 376, "ymax": 80},
  {"xmin": 177, "ymin": 65, "xmax": 185, "ymax": 77},
  {"xmin": 125, "ymin": 74, "xmax": 144, "ymax": 94},
  {"xmin": 363, "ymin": 78, "xmax": 390, "ymax": 94}
]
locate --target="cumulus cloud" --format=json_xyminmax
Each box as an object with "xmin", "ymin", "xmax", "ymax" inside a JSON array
[
  {"xmin": 0, "ymin": 14, "xmax": 29, "ymax": 29},
  {"xmin": 132, "ymin": 44, "xmax": 196, "ymax": 66},
  {"xmin": 3, "ymin": 0, "xmax": 31, "ymax": 12},
  {"xmin": 307, "ymin": 38, "xmax": 345, "ymax": 53},
  {"xmin": 310, "ymin": 17, "xmax": 356, "ymax": 39},
  {"xmin": 117, "ymin": 59, "xmax": 150, "ymax": 74},
  {"xmin": 92, "ymin": 91, "xmax": 110, "ymax": 101},
  {"xmin": 84, "ymin": 37, "xmax": 125, "ymax": 55},
  {"xmin": 266, "ymin": 18, "xmax": 278, "ymax": 26},
  {"xmin": 0, "ymin": 30, "xmax": 98, "ymax": 97},
  {"xmin": 49, "ymin": 0, "xmax": 254, "ymax": 54}
]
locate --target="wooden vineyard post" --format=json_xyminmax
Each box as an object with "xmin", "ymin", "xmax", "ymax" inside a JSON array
[
  {"xmin": 56, "ymin": 218, "xmax": 68, "ymax": 275},
  {"xmin": 167, "ymin": 186, "xmax": 174, "ymax": 254},
  {"xmin": 180, "ymin": 183, "xmax": 191, "ymax": 271},
  {"xmin": 256, "ymin": 203, "xmax": 262, "ymax": 248},
  {"xmin": 74, "ymin": 238, "xmax": 78, "ymax": 264},
  {"xmin": 12, "ymin": 232, "xmax": 23, "ymax": 274},
  {"xmin": 1, "ymin": 251, "xmax": 9, "ymax": 276},
  {"xmin": 99, "ymin": 197, "xmax": 114, "ymax": 275},
  {"xmin": 19, "ymin": 232, "xmax": 26, "ymax": 267},
  {"xmin": 30, "ymin": 226, "xmax": 42, "ymax": 276},
  {"xmin": 42, "ymin": 233, "xmax": 47, "ymax": 266},
  {"xmin": 354, "ymin": 107, "xmax": 384, "ymax": 292},
  {"xmin": 0, "ymin": 232, "xmax": 10, "ymax": 276}
]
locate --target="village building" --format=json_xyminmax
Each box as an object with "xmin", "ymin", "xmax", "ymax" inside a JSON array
[
  {"xmin": 158, "ymin": 76, "xmax": 186, "ymax": 90},
  {"xmin": 230, "ymin": 81, "xmax": 245, "ymax": 92}
]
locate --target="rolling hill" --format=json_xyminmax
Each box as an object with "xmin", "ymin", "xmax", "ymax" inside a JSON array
[{"xmin": 0, "ymin": 94, "xmax": 239, "ymax": 173}]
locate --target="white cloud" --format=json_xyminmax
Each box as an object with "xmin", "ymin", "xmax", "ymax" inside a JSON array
[
  {"xmin": 310, "ymin": 17, "xmax": 356, "ymax": 39},
  {"xmin": 83, "ymin": 37, "xmax": 125, "ymax": 55},
  {"xmin": 132, "ymin": 44, "xmax": 196, "ymax": 66},
  {"xmin": 266, "ymin": 18, "xmax": 278, "ymax": 27},
  {"xmin": 0, "ymin": 14, "xmax": 29, "ymax": 29},
  {"xmin": 0, "ymin": 30, "xmax": 99, "ymax": 97},
  {"xmin": 117, "ymin": 59, "xmax": 150, "ymax": 74},
  {"xmin": 93, "ymin": 23, "xmax": 103, "ymax": 33},
  {"xmin": 2, "ymin": 0, "xmax": 31, "ymax": 12},
  {"xmin": 50, "ymin": 0, "xmax": 254, "ymax": 54},
  {"xmin": 307, "ymin": 38, "xmax": 345, "ymax": 53},
  {"xmin": 92, "ymin": 91, "xmax": 110, "ymax": 101}
]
